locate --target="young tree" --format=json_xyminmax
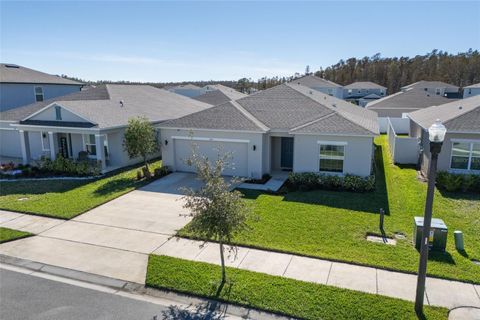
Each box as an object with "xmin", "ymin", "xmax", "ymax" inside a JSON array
[
  {"xmin": 123, "ymin": 116, "xmax": 158, "ymax": 174},
  {"xmin": 182, "ymin": 145, "xmax": 252, "ymax": 285}
]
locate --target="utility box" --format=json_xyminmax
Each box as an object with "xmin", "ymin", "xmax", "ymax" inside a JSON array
[{"xmin": 413, "ymin": 217, "xmax": 448, "ymax": 251}]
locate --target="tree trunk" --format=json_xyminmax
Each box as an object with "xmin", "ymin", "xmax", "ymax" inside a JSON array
[
  {"xmin": 144, "ymin": 155, "xmax": 149, "ymax": 171},
  {"xmin": 219, "ymin": 241, "xmax": 226, "ymax": 284}
]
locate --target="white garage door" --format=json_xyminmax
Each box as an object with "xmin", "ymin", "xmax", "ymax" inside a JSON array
[{"xmin": 174, "ymin": 138, "xmax": 248, "ymax": 177}]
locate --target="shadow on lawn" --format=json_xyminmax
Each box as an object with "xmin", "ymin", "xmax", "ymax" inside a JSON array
[
  {"xmin": 93, "ymin": 178, "xmax": 135, "ymax": 196},
  {"xmin": 428, "ymin": 251, "xmax": 456, "ymax": 265},
  {"xmin": 437, "ymin": 188, "xmax": 480, "ymax": 201},
  {"xmin": 0, "ymin": 179, "xmax": 87, "ymax": 196}
]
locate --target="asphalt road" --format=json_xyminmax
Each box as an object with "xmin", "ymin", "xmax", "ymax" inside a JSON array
[{"xmin": 0, "ymin": 269, "xmax": 231, "ymax": 320}]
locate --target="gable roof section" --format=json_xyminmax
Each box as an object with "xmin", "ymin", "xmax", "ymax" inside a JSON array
[
  {"xmin": 464, "ymin": 83, "xmax": 480, "ymax": 89},
  {"xmin": 401, "ymin": 80, "xmax": 459, "ymax": 92},
  {"xmin": 344, "ymin": 81, "xmax": 386, "ymax": 90},
  {"xmin": 291, "ymin": 75, "xmax": 342, "ymax": 88},
  {"xmin": 194, "ymin": 85, "xmax": 247, "ymax": 105},
  {"xmin": 408, "ymin": 96, "xmax": 480, "ymax": 133},
  {"xmin": 366, "ymin": 88, "xmax": 452, "ymax": 111},
  {"xmin": 0, "ymin": 63, "xmax": 83, "ymax": 85},
  {"xmin": 1, "ymin": 85, "xmax": 211, "ymax": 129},
  {"xmin": 159, "ymin": 101, "xmax": 266, "ymax": 132}
]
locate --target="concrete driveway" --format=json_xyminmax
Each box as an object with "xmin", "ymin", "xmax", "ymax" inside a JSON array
[{"xmin": 0, "ymin": 173, "xmax": 203, "ymax": 283}]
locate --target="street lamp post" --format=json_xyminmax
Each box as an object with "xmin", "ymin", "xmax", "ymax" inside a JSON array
[{"xmin": 415, "ymin": 119, "xmax": 447, "ymax": 315}]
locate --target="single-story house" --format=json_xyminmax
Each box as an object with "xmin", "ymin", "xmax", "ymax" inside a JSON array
[
  {"xmin": 358, "ymin": 93, "xmax": 382, "ymax": 107},
  {"xmin": 401, "ymin": 81, "xmax": 460, "ymax": 99},
  {"xmin": 408, "ymin": 96, "xmax": 480, "ymax": 177},
  {"xmin": 291, "ymin": 75, "xmax": 343, "ymax": 99},
  {"xmin": 463, "ymin": 83, "xmax": 480, "ymax": 98},
  {"xmin": 159, "ymin": 83, "xmax": 379, "ymax": 178},
  {"xmin": 165, "ymin": 83, "xmax": 205, "ymax": 98},
  {"xmin": 0, "ymin": 85, "xmax": 210, "ymax": 171},
  {"xmin": 0, "ymin": 63, "xmax": 84, "ymax": 111},
  {"xmin": 194, "ymin": 84, "xmax": 247, "ymax": 105},
  {"xmin": 343, "ymin": 82, "xmax": 386, "ymax": 102},
  {"xmin": 366, "ymin": 88, "xmax": 453, "ymax": 133}
]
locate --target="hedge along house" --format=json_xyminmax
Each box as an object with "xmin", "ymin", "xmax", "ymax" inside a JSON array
[
  {"xmin": 159, "ymin": 83, "xmax": 379, "ymax": 179},
  {"xmin": 0, "ymin": 85, "xmax": 210, "ymax": 172},
  {"xmin": 408, "ymin": 96, "xmax": 480, "ymax": 177}
]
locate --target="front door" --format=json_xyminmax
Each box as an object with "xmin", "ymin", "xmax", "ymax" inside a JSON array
[
  {"xmin": 59, "ymin": 136, "xmax": 69, "ymax": 158},
  {"xmin": 280, "ymin": 137, "xmax": 294, "ymax": 169}
]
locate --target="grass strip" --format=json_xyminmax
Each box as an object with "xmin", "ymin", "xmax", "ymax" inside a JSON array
[{"xmin": 0, "ymin": 227, "xmax": 32, "ymax": 244}]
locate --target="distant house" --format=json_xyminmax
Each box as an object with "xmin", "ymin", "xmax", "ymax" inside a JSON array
[
  {"xmin": 194, "ymin": 84, "xmax": 247, "ymax": 105},
  {"xmin": 401, "ymin": 81, "xmax": 460, "ymax": 99},
  {"xmin": 343, "ymin": 82, "xmax": 386, "ymax": 103},
  {"xmin": 165, "ymin": 84, "xmax": 205, "ymax": 98},
  {"xmin": 290, "ymin": 75, "xmax": 343, "ymax": 99},
  {"xmin": 463, "ymin": 83, "xmax": 480, "ymax": 98},
  {"xmin": 159, "ymin": 83, "xmax": 379, "ymax": 179},
  {"xmin": 0, "ymin": 63, "xmax": 84, "ymax": 111},
  {"xmin": 366, "ymin": 88, "xmax": 453, "ymax": 132},
  {"xmin": 358, "ymin": 93, "xmax": 382, "ymax": 107},
  {"xmin": 408, "ymin": 96, "xmax": 480, "ymax": 176},
  {"xmin": 0, "ymin": 85, "xmax": 210, "ymax": 171}
]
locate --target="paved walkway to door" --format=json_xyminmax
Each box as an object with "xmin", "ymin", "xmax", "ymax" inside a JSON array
[{"xmin": 1, "ymin": 172, "xmax": 479, "ymax": 311}]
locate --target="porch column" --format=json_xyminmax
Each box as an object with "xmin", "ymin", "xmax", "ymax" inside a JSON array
[
  {"xmin": 95, "ymin": 134, "xmax": 106, "ymax": 171},
  {"xmin": 19, "ymin": 130, "xmax": 30, "ymax": 165},
  {"xmin": 48, "ymin": 132, "xmax": 56, "ymax": 160}
]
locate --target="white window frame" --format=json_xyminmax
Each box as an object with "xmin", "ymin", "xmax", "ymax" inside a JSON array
[
  {"xmin": 82, "ymin": 134, "xmax": 97, "ymax": 158},
  {"xmin": 40, "ymin": 131, "xmax": 50, "ymax": 151},
  {"xmin": 317, "ymin": 141, "xmax": 347, "ymax": 174},
  {"xmin": 34, "ymin": 86, "xmax": 44, "ymax": 102},
  {"xmin": 55, "ymin": 106, "xmax": 62, "ymax": 120},
  {"xmin": 449, "ymin": 140, "xmax": 480, "ymax": 172}
]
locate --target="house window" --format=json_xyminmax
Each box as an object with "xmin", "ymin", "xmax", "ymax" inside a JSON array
[
  {"xmin": 83, "ymin": 134, "xmax": 97, "ymax": 156},
  {"xmin": 435, "ymin": 88, "xmax": 441, "ymax": 95},
  {"xmin": 41, "ymin": 132, "xmax": 50, "ymax": 151},
  {"xmin": 327, "ymin": 88, "xmax": 333, "ymax": 96},
  {"xmin": 35, "ymin": 87, "xmax": 44, "ymax": 102},
  {"xmin": 319, "ymin": 144, "xmax": 345, "ymax": 173},
  {"xmin": 450, "ymin": 142, "xmax": 480, "ymax": 171},
  {"xmin": 55, "ymin": 106, "xmax": 62, "ymax": 120},
  {"xmin": 468, "ymin": 89, "xmax": 472, "ymax": 94},
  {"xmin": 348, "ymin": 89, "xmax": 353, "ymax": 95}
]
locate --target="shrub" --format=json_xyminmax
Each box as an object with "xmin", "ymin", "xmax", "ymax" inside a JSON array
[
  {"xmin": 287, "ymin": 172, "xmax": 375, "ymax": 192},
  {"xmin": 436, "ymin": 171, "xmax": 480, "ymax": 193},
  {"xmin": 136, "ymin": 170, "xmax": 144, "ymax": 180},
  {"xmin": 38, "ymin": 155, "xmax": 101, "ymax": 177},
  {"xmin": 154, "ymin": 166, "xmax": 171, "ymax": 178}
]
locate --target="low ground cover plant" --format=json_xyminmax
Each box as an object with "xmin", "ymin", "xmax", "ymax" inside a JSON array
[
  {"xmin": 436, "ymin": 171, "xmax": 480, "ymax": 193},
  {"xmin": 286, "ymin": 172, "xmax": 375, "ymax": 192}
]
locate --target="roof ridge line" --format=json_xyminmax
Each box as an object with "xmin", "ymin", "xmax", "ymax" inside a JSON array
[
  {"xmin": 230, "ymin": 100, "xmax": 269, "ymax": 132},
  {"xmin": 289, "ymin": 112, "xmax": 336, "ymax": 132}
]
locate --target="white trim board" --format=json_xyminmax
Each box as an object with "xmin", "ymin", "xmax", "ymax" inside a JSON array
[{"xmin": 171, "ymin": 136, "xmax": 250, "ymax": 144}]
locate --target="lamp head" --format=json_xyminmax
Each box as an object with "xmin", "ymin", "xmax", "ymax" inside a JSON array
[{"xmin": 428, "ymin": 119, "xmax": 446, "ymax": 143}]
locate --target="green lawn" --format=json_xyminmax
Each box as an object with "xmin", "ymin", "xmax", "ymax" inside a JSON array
[
  {"xmin": 0, "ymin": 227, "xmax": 32, "ymax": 244},
  {"xmin": 180, "ymin": 136, "xmax": 480, "ymax": 283},
  {"xmin": 0, "ymin": 160, "xmax": 162, "ymax": 219},
  {"xmin": 147, "ymin": 255, "xmax": 447, "ymax": 320}
]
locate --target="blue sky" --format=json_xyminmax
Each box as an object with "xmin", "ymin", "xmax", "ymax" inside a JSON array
[{"xmin": 1, "ymin": 1, "xmax": 479, "ymax": 82}]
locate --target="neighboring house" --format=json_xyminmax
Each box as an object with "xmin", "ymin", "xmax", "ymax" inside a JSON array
[
  {"xmin": 358, "ymin": 93, "xmax": 382, "ymax": 107},
  {"xmin": 366, "ymin": 88, "xmax": 453, "ymax": 133},
  {"xmin": 0, "ymin": 63, "xmax": 84, "ymax": 111},
  {"xmin": 463, "ymin": 83, "xmax": 480, "ymax": 98},
  {"xmin": 408, "ymin": 96, "xmax": 480, "ymax": 176},
  {"xmin": 290, "ymin": 75, "xmax": 343, "ymax": 98},
  {"xmin": 401, "ymin": 80, "xmax": 460, "ymax": 98},
  {"xmin": 343, "ymin": 82, "xmax": 387, "ymax": 102},
  {"xmin": 159, "ymin": 83, "xmax": 379, "ymax": 178},
  {"xmin": 165, "ymin": 84, "xmax": 205, "ymax": 98},
  {"xmin": 0, "ymin": 85, "xmax": 210, "ymax": 171},
  {"xmin": 194, "ymin": 84, "xmax": 247, "ymax": 105}
]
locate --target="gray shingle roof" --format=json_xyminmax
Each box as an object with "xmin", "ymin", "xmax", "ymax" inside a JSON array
[
  {"xmin": 1, "ymin": 85, "xmax": 211, "ymax": 129},
  {"xmin": 344, "ymin": 81, "xmax": 386, "ymax": 90},
  {"xmin": 160, "ymin": 102, "xmax": 266, "ymax": 132},
  {"xmin": 194, "ymin": 85, "xmax": 247, "ymax": 105},
  {"xmin": 160, "ymin": 83, "xmax": 379, "ymax": 136},
  {"xmin": 401, "ymin": 80, "xmax": 459, "ymax": 92},
  {"xmin": 0, "ymin": 63, "xmax": 83, "ymax": 85},
  {"xmin": 291, "ymin": 75, "xmax": 342, "ymax": 88},
  {"xmin": 464, "ymin": 83, "xmax": 480, "ymax": 89},
  {"xmin": 408, "ymin": 96, "xmax": 480, "ymax": 133},
  {"xmin": 366, "ymin": 88, "xmax": 453, "ymax": 117}
]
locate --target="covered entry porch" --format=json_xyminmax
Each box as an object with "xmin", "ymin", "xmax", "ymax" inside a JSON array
[{"xmin": 12, "ymin": 124, "xmax": 113, "ymax": 172}]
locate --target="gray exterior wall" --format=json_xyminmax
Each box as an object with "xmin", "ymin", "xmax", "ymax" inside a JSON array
[
  {"xmin": 311, "ymin": 86, "xmax": 343, "ymax": 99},
  {"xmin": 410, "ymin": 121, "xmax": 480, "ymax": 176},
  {"xmin": 463, "ymin": 87, "xmax": 480, "ymax": 98},
  {"xmin": 0, "ymin": 121, "xmax": 21, "ymax": 158},
  {"xmin": 343, "ymin": 88, "xmax": 386, "ymax": 99},
  {"xmin": 292, "ymin": 134, "xmax": 374, "ymax": 177},
  {"xmin": 168, "ymin": 88, "xmax": 205, "ymax": 98},
  {"xmin": 0, "ymin": 83, "xmax": 83, "ymax": 111}
]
